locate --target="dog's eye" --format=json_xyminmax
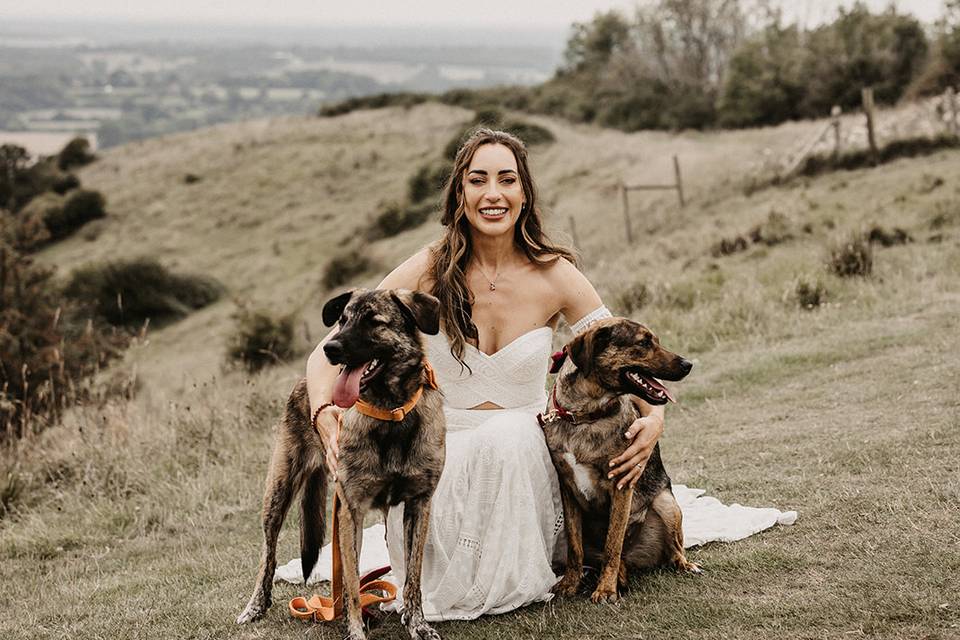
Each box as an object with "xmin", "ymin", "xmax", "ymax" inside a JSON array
[
  {"xmin": 368, "ymin": 315, "xmax": 390, "ymax": 326},
  {"xmin": 640, "ymin": 336, "xmax": 652, "ymax": 348}
]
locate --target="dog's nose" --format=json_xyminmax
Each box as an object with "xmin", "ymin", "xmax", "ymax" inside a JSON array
[
  {"xmin": 679, "ymin": 358, "xmax": 693, "ymax": 374},
  {"xmin": 323, "ymin": 340, "xmax": 344, "ymax": 363}
]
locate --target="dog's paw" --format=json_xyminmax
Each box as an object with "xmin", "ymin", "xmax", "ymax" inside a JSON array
[
  {"xmin": 409, "ymin": 621, "xmax": 442, "ymax": 640},
  {"xmin": 236, "ymin": 600, "xmax": 267, "ymax": 624},
  {"xmin": 686, "ymin": 562, "xmax": 704, "ymax": 575},
  {"xmin": 344, "ymin": 624, "xmax": 367, "ymax": 640},
  {"xmin": 551, "ymin": 573, "xmax": 582, "ymax": 597},
  {"xmin": 590, "ymin": 585, "xmax": 621, "ymax": 605}
]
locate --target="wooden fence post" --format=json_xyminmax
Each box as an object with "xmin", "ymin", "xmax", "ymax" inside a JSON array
[
  {"xmin": 620, "ymin": 181, "xmax": 633, "ymax": 244},
  {"xmin": 862, "ymin": 87, "xmax": 878, "ymax": 157},
  {"xmin": 568, "ymin": 215, "xmax": 579, "ymax": 249},
  {"xmin": 672, "ymin": 155, "xmax": 685, "ymax": 207},
  {"xmin": 946, "ymin": 87, "xmax": 958, "ymax": 136},
  {"xmin": 831, "ymin": 105, "xmax": 842, "ymax": 159}
]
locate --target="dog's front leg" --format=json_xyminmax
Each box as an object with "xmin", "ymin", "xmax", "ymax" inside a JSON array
[
  {"xmin": 401, "ymin": 496, "xmax": 441, "ymax": 640},
  {"xmin": 552, "ymin": 485, "xmax": 584, "ymax": 597},
  {"xmin": 337, "ymin": 492, "xmax": 367, "ymax": 640},
  {"xmin": 592, "ymin": 486, "xmax": 634, "ymax": 604}
]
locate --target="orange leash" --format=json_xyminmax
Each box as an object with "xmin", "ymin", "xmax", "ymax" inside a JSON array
[{"xmin": 290, "ymin": 409, "xmax": 398, "ymax": 623}]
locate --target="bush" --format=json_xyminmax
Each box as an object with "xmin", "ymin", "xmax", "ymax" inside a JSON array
[
  {"xmin": 318, "ymin": 92, "xmax": 430, "ymax": 117},
  {"xmin": 828, "ymin": 233, "xmax": 873, "ymax": 277},
  {"xmin": 718, "ymin": 25, "xmax": 806, "ymax": 128},
  {"xmin": 57, "ymin": 137, "xmax": 95, "ymax": 170},
  {"xmin": 710, "ymin": 235, "xmax": 749, "ymax": 257},
  {"xmin": 615, "ymin": 282, "xmax": 650, "ymax": 316},
  {"xmin": 51, "ymin": 173, "xmax": 80, "ymax": 194},
  {"xmin": 867, "ymin": 225, "xmax": 912, "ymax": 247},
  {"xmin": 63, "ymin": 258, "xmax": 224, "ymax": 327},
  {"xmin": 45, "ymin": 189, "xmax": 106, "ymax": 241},
  {"xmin": 503, "ymin": 120, "xmax": 555, "ymax": 146},
  {"xmin": 1, "ymin": 243, "xmax": 129, "ymax": 441},
  {"xmin": 795, "ymin": 278, "xmax": 827, "ymax": 309},
  {"xmin": 749, "ymin": 210, "xmax": 793, "ymax": 246},
  {"xmin": 407, "ymin": 162, "xmax": 451, "ymax": 204},
  {"xmin": 226, "ymin": 307, "xmax": 296, "ymax": 372},
  {"xmin": 367, "ymin": 201, "xmax": 437, "ymax": 241},
  {"xmin": 323, "ymin": 250, "xmax": 375, "ymax": 290}
]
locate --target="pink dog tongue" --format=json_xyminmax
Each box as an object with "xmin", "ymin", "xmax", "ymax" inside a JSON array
[{"xmin": 333, "ymin": 364, "xmax": 367, "ymax": 408}]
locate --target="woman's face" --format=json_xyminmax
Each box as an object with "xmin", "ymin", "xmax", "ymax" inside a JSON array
[{"xmin": 461, "ymin": 143, "xmax": 526, "ymax": 239}]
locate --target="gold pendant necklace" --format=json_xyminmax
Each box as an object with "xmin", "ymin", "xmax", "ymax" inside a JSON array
[{"xmin": 476, "ymin": 264, "xmax": 500, "ymax": 291}]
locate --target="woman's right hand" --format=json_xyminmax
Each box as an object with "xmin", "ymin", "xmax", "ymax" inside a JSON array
[{"xmin": 313, "ymin": 405, "xmax": 342, "ymax": 478}]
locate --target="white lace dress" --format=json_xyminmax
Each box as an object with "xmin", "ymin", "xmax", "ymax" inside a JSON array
[{"xmin": 275, "ymin": 306, "xmax": 797, "ymax": 620}]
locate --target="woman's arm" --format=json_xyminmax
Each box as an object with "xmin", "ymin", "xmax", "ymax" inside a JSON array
[
  {"xmin": 306, "ymin": 248, "xmax": 432, "ymax": 475},
  {"xmin": 551, "ymin": 258, "xmax": 666, "ymax": 490}
]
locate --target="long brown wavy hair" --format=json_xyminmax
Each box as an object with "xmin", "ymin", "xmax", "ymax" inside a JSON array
[{"xmin": 427, "ymin": 128, "xmax": 577, "ymax": 367}]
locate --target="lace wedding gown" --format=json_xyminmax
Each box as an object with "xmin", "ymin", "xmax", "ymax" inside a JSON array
[{"xmin": 275, "ymin": 307, "xmax": 796, "ymax": 620}]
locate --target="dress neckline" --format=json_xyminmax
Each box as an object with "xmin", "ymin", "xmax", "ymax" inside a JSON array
[{"xmin": 465, "ymin": 325, "xmax": 552, "ymax": 359}]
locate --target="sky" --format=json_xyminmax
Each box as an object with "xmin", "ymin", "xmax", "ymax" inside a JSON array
[{"xmin": 0, "ymin": 0, "xmax": 948, "ymax": 29}]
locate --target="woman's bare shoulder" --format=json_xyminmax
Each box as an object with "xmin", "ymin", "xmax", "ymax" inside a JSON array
[
  {"xmin": 539, "ymin": 255, "xmax": 602, "ymax": 321},
  {"xmin": 377, "ymin": 246, "xmax": 434, "ymax": 291}
]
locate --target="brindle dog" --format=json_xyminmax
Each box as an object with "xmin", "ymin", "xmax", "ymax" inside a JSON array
[
  {"xmin": 542, "ymin": 317, "xmax": 701, "ymax": 605},
  {"xmin": 237, "ymin": 288, "xmax": 445, "ymax": 640}
]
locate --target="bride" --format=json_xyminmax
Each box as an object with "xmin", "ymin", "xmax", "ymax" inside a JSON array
[{"xmin": 306, "ymin": 127, "xmax": 661, "ymax": 620}]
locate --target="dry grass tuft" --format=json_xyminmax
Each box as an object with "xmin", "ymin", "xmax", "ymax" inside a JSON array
[{"xmin": 828, "ymin": 232, "xmax": 873, "ymax": 277}]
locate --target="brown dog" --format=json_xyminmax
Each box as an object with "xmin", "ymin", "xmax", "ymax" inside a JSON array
[
  {"xmin": 237, "ymin": 288, "xmax": 445, "ymax": 640},
  {"xmin": 541, "ymin": 317, "xmax": 700, "ymax": 604}
]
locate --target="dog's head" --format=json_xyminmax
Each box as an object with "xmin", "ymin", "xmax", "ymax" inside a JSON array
[
  {"xmin": 563, "ymin": 317, "xmax": 692, "ymax": 405},
  {"xmin": 321, "ymin": 288, "xmax": 440, "ymax": 408}
]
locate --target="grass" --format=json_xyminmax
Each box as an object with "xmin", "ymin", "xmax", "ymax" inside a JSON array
[{"xmin": 2, "ymin": 102, "xmax": 959, "ymax": 639}]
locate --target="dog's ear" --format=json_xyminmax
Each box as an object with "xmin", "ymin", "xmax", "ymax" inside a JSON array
[
  {"xmin": 322, "ymin": 290, "xmax": 354, "ymax": 327},
  {"xmin": 391, "ymin": 290, "xmax": 441, "ymax": 335},
  {"xmin": 567, "ymin": 325, "xmax": 610, "ymax": 377}
]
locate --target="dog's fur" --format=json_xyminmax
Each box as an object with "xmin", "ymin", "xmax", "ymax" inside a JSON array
[
  {"xmin": 237, "ymin": 288, "xmax": 445, "ymax": 640},
  {"xmin": 541, "ymin": 317, "xmax": 700, "ymax": 604}
]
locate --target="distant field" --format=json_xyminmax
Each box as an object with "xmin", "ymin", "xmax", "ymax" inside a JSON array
[
  {"xmin": 1, "ymin": 104, "xmax": 958, "ymax": 639},
  {"xmin": 0, "ymin": 130, "xmax": 97, "ymax": 155}
]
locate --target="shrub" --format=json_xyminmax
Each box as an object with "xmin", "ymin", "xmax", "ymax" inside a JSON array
[
  {"xmin": 318, "ymin": 92, "xmax": 430, "ymax": 117},
  {"xmin": 407, "ymin": 162, "xmax": 451, "ymax": 204},
  {"xmin": 51, "ymin": 173, "xmax": 80, "ymax": 194},
  {"xmin": 1, "ymin": 243, "xmax": 129, "ymax": 441},
  {"xmin": 795, "ymin": 278, "xmax": 827, "ymax": 309},
  {"xmin": 367, "ymin": 201, "xmax": 437, "ymax": 241},
  {"xmin": 57, "ymin": 137, "xmax": 96, "ymax": 170},
  {"xmin": 615, "ymin": 282, "xmax": 650, "ymax": 316},
  {"xmin": 828, "ymin": 233, "xmax": 873, "ymax": 277},
  {"xmin": 323, "ymin": 250, "xmax": 375, "ymax": 290},
  {"xmin": 503, "ymin": 120, "xmax": 555, "ymax": 146},
  {"xmin": 710, "ymin": 235, "xmax": 749, "ymax": 257},
  {"xmin": 11, "ymin": 192, "xmax": 58, "ymax": 250},
  {"xmin": 749, "ymin": 210, "xmax": 793, "ymax": 246},
  {"xmin": 444, "ymin": 119, "xmax": 555, "ymax": 160},
  {"xmin": 45, "ymin": 189, "xmax": 106, "ymax": 241},
  {"xmin": 867, "ymin": 225, "xmax": 912, "ymax": 247},
  {"xmin": 63, "ymin": 258, "xmax": 224, "ymax": 327},
  {"xmin": 226, "ymin": 307, "xmax": 296, "ymax": 372}
]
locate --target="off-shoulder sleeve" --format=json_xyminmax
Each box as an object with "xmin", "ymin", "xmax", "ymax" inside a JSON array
[{"xmin": 569, "ymin": 305, "xmax": 612, "ymax": 335}]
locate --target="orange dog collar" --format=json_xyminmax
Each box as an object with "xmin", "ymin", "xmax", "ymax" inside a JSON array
[{"xmin": 354, "ymin": 361, "xmax": 438, "ymax": 422}]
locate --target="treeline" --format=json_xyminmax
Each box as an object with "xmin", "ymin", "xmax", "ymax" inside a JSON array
[{"xmin": 322, "ymin": 1, "xmax": 960, "ymax": 132}]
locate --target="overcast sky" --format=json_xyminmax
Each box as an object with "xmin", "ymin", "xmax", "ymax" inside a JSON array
[{"xmin": 0, "ymin": 0, "xmax": 947, "ymax": 28}]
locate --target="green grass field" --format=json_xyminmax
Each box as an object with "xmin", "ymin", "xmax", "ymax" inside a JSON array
[{"xmin": 1, "ymin": 104, "xmax": 958, "ymax": 639}]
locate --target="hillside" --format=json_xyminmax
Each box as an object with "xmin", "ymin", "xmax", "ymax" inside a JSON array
[
  {"xmin": 3, "ymin": 105, "xmax": 958, "ymax": 639},
  {"xmin": 41, "ymin": 103, "xmax": 832, "ymax": 395}
]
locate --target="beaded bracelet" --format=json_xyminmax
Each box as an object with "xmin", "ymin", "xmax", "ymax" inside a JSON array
[{"xmin": 311, "ymin": 402, "xmax": 336, "ymax": 432}]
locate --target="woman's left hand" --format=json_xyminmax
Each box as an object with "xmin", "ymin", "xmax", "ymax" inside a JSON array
[{"xmin": 608, "ymin": 412, "xmax": 664, "ymax": 490}]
